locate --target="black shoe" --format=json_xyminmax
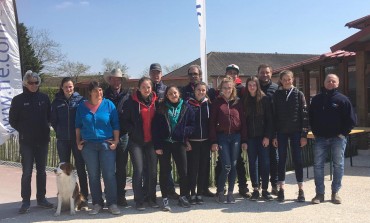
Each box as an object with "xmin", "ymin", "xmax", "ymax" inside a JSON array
[
  {"xmin": 196, "ymin": 195, "xmax": 204, "ymax": 204},
  {"xmin": 162, "ymin": 198, "xmax": 171, "ymax": 212},
  {"xmin": 297, "ymin": 189, "xmax": 305, "ymax": 202},
  {"xmin": 136, "ymin": 202, "xmax": 145, "ymax": 211},
  {"xmin": 250, "ymin": 190, "xmax": 260, "ymax": 201},
  {"xmin": 239, "ymin": 187, "xmax": 252, "ymax": 199},
  {"xmin": 178, "ymin": 196, "xmax": 190, "ymax": 208},
  {"xmin": 271, "ymin": 186, "xmax": 278, "ymax": 196},
  {"xmin": 148, "ymin": 199, "xmax": 160, "ymax": 208},
  {"xmin": 18, "ymin": 202, "xmax": 30, "ymax": 214},
  {"xmin": 168, "ymin": 190, "xmax": 180, "ymax": 200},
  {"xmin": 262, "ymin": 190, "xmax": 273, "ymax": 201},
  {"xmin": 189, "ymin": 195, "xmax": 197, "ymax": 205},
  {"xmin": 203, "ymin": 188, "xmax": 215, "ymax": 197},
  {"xmin": 117, "ymin": 196, "xmax": 128, "ymax": 207},
  {"xmin": 37, "ymin": 198, "xmax": 53, "ymax": 208},
  {"xmin": 277, "ymin": 189, "xmax": 285, "ymax": 202}
]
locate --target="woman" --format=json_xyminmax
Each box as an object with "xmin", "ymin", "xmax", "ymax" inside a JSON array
[
  {"xmin": 186, "ymin": 82, "xmax": 211, "ymax": 205},
  {"xmin": 152, "ymin": 85, "xmax": 195, "ymax": 212},
  {"xmin": 51, "ymin": 77, "xmax": 89, "ymax": 208},
  {"xmin": 272, "ymin": 70, "xmax": 309, "ymax": 202},
  {"xmin": 75, "ymin": 81, "xmax": 120, "ymax": 215},
  {"xmin": 120, "ymin": 77, "xmax": 158, "ymax": 211},
  {"xmin": 244, "ymin": 76, "xmax": 273, "ymax": 201},
  {"xmin": 209, "ymin": 77, "xmax": 247, "ymax": 204}
]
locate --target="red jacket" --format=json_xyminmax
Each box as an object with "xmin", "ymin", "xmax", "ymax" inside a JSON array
[{"xmin": 209, "ymin": 96, "xmax": 247, "ymax": 144}]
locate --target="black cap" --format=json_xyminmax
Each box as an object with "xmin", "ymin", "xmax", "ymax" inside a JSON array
[{"xmin": 150, "ymin": 63, "xmax": 162, "ymax": 72}]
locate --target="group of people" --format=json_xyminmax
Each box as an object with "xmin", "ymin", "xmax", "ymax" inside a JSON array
[{"xmin": 9, "ymin": 62, "xmax": 356, "ymax": 215}]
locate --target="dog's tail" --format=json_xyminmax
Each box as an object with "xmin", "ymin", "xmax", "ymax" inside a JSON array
[{"xmin": 73, "ymin": 183, "xmax": 85, "ymax": 210}]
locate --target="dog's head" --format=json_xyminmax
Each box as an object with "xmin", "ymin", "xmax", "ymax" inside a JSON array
[{"xmin": 54, "ymin": 162, "xmax": 74, "ymax": 176}]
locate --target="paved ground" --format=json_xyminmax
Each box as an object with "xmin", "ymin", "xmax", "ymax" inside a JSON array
[{"xmin": 1, "ymin": 154, "xmax": 370, "ymax": 223}]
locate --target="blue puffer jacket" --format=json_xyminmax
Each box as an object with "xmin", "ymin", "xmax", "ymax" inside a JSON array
[
  {"xmin": 51, "ymin": 92, "xmax": 84, "ymax": 140},
  {"xmin": 187, "ymin": 97, "xmax": 210, "ymax": 140},
  {"xmin": 152, "ymin": 101, "xmax": 195, "ymax": 150}
]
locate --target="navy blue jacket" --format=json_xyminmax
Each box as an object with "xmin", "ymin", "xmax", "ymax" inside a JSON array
[
  {"xmin": 152, "ymin": 101, "xmax": 195, "ymax": 150},
  {"xmin": 260, "ymin": 80, "xmax": 278, "ymax": 100},
  {"xmin": 187, "ymin": 97, "xmax": 210, "ymax": 140},
  {"xmin": 153, "ymin": 81, "xmax": 167, "ymax": 101},
  {"xmin": 309, "ymin": 88, "xmax": 356, "ymax": 138},
  {"xmin": 51, "ymin": 92, "xmax": 84, "ymax": 140},
  {"xmin": 9, "ymin": 88, "xmax": 51, "ymax": 145}
]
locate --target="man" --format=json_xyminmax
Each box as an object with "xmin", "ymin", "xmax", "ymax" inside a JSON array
[
  {"xmin": 215, "ymin": 64, "xmax": 251, "ymax": 198},
  {"xmin": 309, "ymin": 74, "xmax": 356, "ymax": 204},
  {"xmin": 148, "ymin": 63, "xmax": 179, "ymax": 199},
  {"xmin": 180, "ymin": 64, "xmax": 215, "ymax": 197},
  {"xmin": 257, "ymin": 64, "xmax": 279, "ymax": 195},
  {"xmin": 9, "ymin": 71, "xmax": 53, "ymax": 214},
  {"xmin": 103, "ymin": 68, "xmax": 130, "ymax": 207}
]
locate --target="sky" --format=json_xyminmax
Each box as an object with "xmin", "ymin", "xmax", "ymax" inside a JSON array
[{"xmin": 16, "ymin": 0, "xmax": 370, "ymax": 78}]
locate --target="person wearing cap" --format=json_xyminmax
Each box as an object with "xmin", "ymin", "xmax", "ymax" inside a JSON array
[
  {"xmin": 148, "ymin": 63, "xmax": 178, "ymax": 200},
  {"xmin": 149, "ymin": 63, "xmax": 167, "ymax": 102},
  {"xmin": 103, "ymin": 68, "xmax": 130, "ymax": 207},
  {"xmin": 214, "ymin": 64, "xmax": 251, "ymax": 199},
  {"xmin": 9, "ymin": 71, "xmax": 53, "ymax": 214}
]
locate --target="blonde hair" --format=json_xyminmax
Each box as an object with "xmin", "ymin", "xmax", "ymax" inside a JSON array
[{"xmin": 218, "ymin": 76, "xmax": 237, "ymax": 100}]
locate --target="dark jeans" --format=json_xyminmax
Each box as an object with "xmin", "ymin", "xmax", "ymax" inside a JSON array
[
  {"xmin": 20, "ymin": 143, "xmax": 49, "ymax": 203},
  {"xmin": 116, "ymin": 134, "xmax": 129, "ymax": 199},
  {"xmin": 217, "ymin": 133, "xmax": 240, "ymax": 193},
  {"xmin": 129, "ymin": 141, "xmax": 158, "ymax": 203},
  {"xmin": 269, "ymin": 143, "xmax": 279, "ymax": 188},
  {"xmin": 187, "ymin": 140, "xmax": 210, "ymax": 196},
  {"xmin": 277, "ymin": 132, "xmax": 304, "ymax": 184},
  {"xmin": 158, "ymin": 142, "xmax": 188, "ymax": 198},
  {"xmin": 247, "ymin": 137, "xmax": 270, "ymax": 190},
  {"xmin": 57, "ymin": 139, "xmax": 89, "ymax": 199}
]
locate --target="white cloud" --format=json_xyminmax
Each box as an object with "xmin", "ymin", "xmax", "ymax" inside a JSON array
[
  {"xmin": 55, "ymin": 1, "xmax": 73, "ymax": 9},
  {"xmin": 80, "ymin": 1, "xmax": 90, "ymax": 6}
]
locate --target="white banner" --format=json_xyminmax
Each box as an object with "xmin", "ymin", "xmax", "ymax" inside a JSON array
[
  {"xmin": 196, "ymin": 0, "xmax": 207, "ymax": 83},
  {"xmin": 0, "ymin": 0, "xmax": 22, "ymax": 145}
]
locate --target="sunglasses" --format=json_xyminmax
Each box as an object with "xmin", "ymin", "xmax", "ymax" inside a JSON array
[
  {"xmin": 188, "ymin": 73, "xmax": 200, "ymax": 76},
  {"xmin": 28, "ymin": 81, "xmax": 39, "ymax": 85}
]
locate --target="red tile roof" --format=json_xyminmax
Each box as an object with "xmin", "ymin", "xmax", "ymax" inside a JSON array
[{"xmin": 345, "ymin": 15, "xmax": 370, "ymax": 30}]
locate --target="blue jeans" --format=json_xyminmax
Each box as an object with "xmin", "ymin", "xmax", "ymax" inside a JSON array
[
  {"xmin": 57, "ymin": 139, "xmax": 89, "ymax": 199},
  {"xmin": 247, "ymin": 137, "xmax": 270, "ymax": 190},
  {"xmin": 20, "ymin": 143, "xmax": 49, "ymax": 203},
  {"xmin": 217, "ymin": 133, "xmax": 240, "ymax": 193},
  {"xmin": 277, "ymin": 132, "xmax": 303, "ymax": 184},
  {"xmin": 81, "ymin": 141, "xmax": 117, "ymax": 206},
  {"xmin": 313, "ymin": 136, "xmax": 347, "ymax": 194}
]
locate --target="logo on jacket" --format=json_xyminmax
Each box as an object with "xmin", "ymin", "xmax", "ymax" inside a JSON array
[{"xmin": 331, "ymin": 103, "xmax": 339, "ymax": 108}]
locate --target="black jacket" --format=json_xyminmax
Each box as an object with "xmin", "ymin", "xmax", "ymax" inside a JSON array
[
  {"xmin": 9, "ymin": 88, "xmax": 51, "ymax": 145},
  {"xmin": 153, "ymin": 81, "xmax": 167, "ymax": 101},
  {"xmin": 260, "ymin": 80, "xmax": 278, "ymax": 100},
  {"xmin": 152, "ymin": 101, "xmax": 195, "ymax": 150},
  {"xmin": 245, "ymin": 96, "xmax": 273, "ymax": 139},
  {"xmin": 51, "ymin": 92, "xmax": 84, "ymax": 140},
  {"xmin": 309, "ymin": 88, "xmax": 356, "ymax": 138},
  {"xmin": 187, "ymin": 97, "xmax": 210, "ymax": 140},
  {"xmin": 104, "ymin": 87, "xmax": 129, "ymax": 107},
  {"xmin": 273, "ymin": 87, "xmax": 309, "ymax": 137}
]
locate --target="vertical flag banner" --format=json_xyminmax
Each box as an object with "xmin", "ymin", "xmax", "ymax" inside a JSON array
[
  {"xmin": 196, "ymin": 0, "xmax": 207, "ymax": 83},
  {"xmin": 0, "ymin": 0, "xmax": 22, "ymax": 145}
]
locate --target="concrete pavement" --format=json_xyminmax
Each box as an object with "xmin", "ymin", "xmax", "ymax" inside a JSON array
[{"xmin": 1, "ymin": 154, "xmax": 370, "ymax": 223}]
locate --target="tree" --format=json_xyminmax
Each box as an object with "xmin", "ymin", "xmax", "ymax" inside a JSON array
[
  {"xmin": 102, "ymin": 58, "xmax": 129, "ymax": 77},
  {"xmin": 163, "ymin": 63, "xmax": 182, "ymax": 74},
  {"xmin": 28, "ymin": 27, "xmax": 66, "ymax": 73},
  {"xmin": 18, "ymin": 23, "xmax": 43, "ymax": 74},
  {"xmin": 56, "ymin": 61, "xmax": 90, "ymax": 83}
]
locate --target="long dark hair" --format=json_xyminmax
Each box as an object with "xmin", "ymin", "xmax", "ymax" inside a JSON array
[
  {"xmin": 244, "ymin": 76, "xmax": 265, "ymax": 115},
  {"xmin": 158, "ymin": 85, "xmax": 181, "ymax": 114},
  {"xmin": 58, "ymin": 77, "xmax": 74, "ymax": 94}
]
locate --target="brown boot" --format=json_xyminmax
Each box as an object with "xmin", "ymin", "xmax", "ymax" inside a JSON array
[
  {"xmin": 331, "ymin": 193, "xmax": 342, "ymax": 204},
  {"xmin": 311, "ymin": 194, "xmax": 324, "ymax": 204}
]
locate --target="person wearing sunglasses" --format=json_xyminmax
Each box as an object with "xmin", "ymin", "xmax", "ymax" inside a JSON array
[{"xmin": 9, "ymin": 70, "xmax": 53, "ymax": 214}]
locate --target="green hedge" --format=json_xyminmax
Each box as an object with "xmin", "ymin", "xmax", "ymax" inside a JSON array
[{"xmin": 39, "ymin": 87, "xmax": 59, "ymax": 102}]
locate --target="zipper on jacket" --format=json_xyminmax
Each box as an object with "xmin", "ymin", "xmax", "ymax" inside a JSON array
[
  {"xmin": 228, "ymin": 101, "xmax": 231, "ymax": 134},
  {"xmin": 200, "ymin": 105, "xmax": 203, "ymax": 139}
]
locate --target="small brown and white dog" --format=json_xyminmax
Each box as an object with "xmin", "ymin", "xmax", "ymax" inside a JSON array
[{"xmin": 54, "ymin": 162, "xmax": 85, "ymax": 216}]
